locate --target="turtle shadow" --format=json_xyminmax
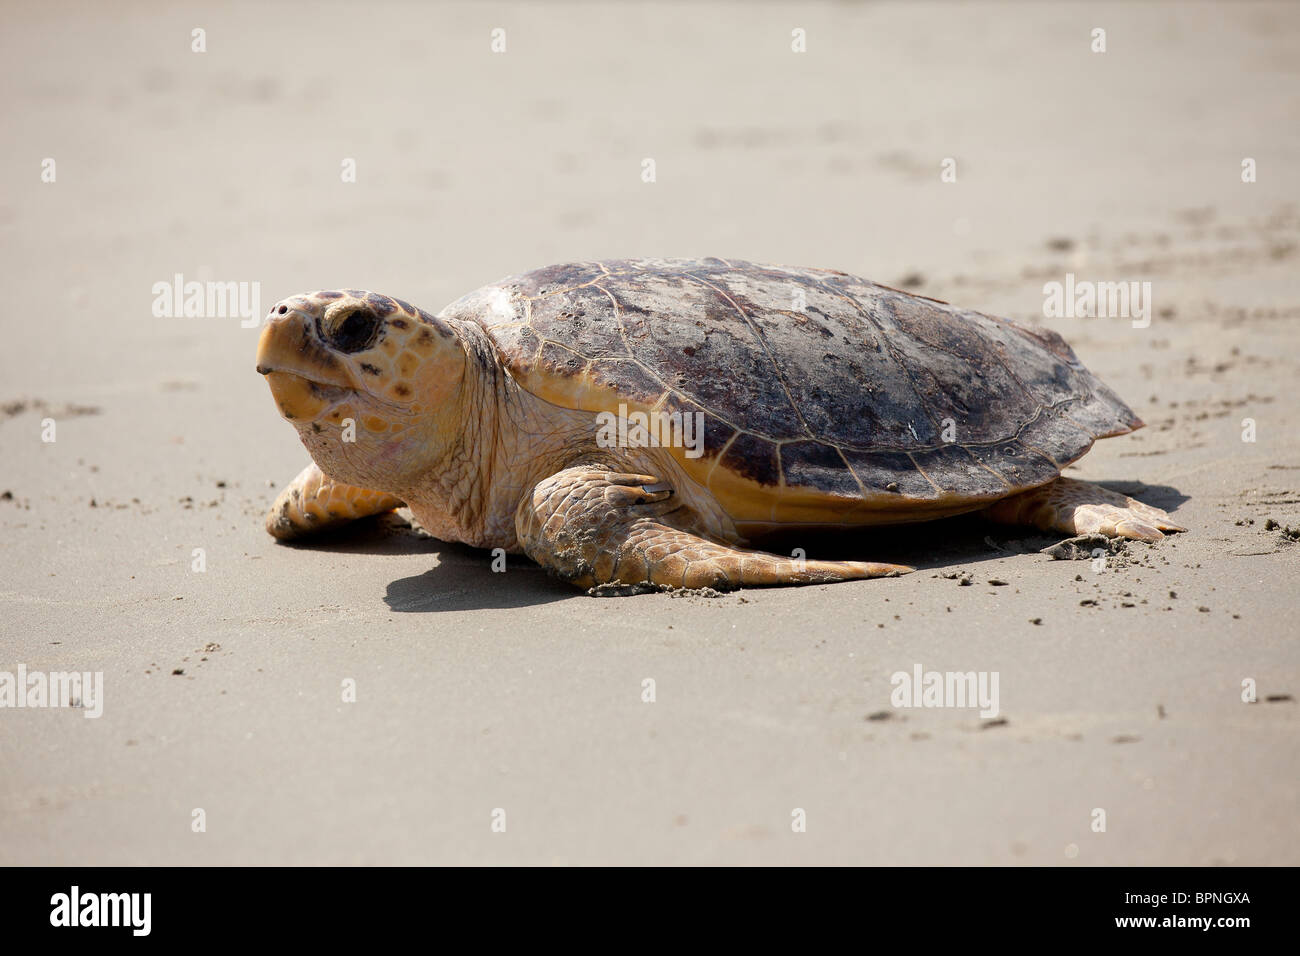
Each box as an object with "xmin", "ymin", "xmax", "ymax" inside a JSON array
[
  {"xmin": 269, "ymin": 513, "xmax": 574, "ymax": 608},
  {"xmin": 384, "ymin": 558, "xmax": 572, "ymax": 612},
  {"xmin": 1095, "ymin": 479, "xmax": 1188, "ymax": 512},
  {"xmin": 270, "ymin": 512, "xmax": 443, "ymax": 556},
  {"xmin": 758, "ymin": 515, "xmax": 1011, "ymax": 572}
]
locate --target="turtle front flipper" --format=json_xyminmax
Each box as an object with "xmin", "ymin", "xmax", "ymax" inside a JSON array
[
  {"xmin": 983, "ymin": 476, "xmax": 1187, "ymax": 542},
  {"xmin": 515, "ymin": 466, "xmax": 912, "ymax": 593},
  {"xmin": 265, "ymin": 461, "xmax": 404, "ymax": 540}
]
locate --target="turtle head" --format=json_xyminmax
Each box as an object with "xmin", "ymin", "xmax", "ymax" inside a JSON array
[{"xmin": 256, "ymin": 290, "xmax": 469, "ymax": 491}]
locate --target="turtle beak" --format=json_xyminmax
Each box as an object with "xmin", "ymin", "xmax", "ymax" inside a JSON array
[
  {"xmin": 256, "ymin": 299, "xmax": 352, "ymax": 384},
  {"xmin": 257, "ymin": 298, "xmax": 356, "ymax": 421},
  {"xmin": 261, "ymin": 370, "xmax": 352, "ymax": 422}
]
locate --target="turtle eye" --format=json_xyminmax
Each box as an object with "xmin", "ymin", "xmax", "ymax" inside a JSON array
[{"xmin": 327, "ymin": 309, "xmax": 380, "ymax": 353}]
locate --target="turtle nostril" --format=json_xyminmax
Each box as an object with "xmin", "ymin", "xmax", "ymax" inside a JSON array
[{"xmin": 277, "ymin": 305, "xmax": 288, "ymax": 315}]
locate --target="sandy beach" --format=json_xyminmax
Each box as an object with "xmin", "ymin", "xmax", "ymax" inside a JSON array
[{"xmin": 1, "ymin": 0, "xmax": 1297, "ymax": 865}]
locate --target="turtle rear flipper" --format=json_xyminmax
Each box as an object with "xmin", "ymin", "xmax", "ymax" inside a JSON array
[
  {"xmin": 983, "ymin": 477, "xmax": 1187, "ymax": 542},
  {"xmin": 515, "ymin": 466, "xmax": 912, "ymax": 592}
]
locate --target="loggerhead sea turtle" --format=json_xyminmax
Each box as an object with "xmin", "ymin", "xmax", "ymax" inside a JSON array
[{"xmin": 255, "ymin": 258, "xmax": 1184, "ymax": 593}]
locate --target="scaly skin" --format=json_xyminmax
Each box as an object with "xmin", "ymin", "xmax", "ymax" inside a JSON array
[
  {"xmin": 983, "ymin": 476, "xmax": 1187, "ymax": 541},
  {"xmin": 266, "ymin": 461, "xmax": 403, "ymax": 540},
  {"xmin": 514, "ymin": 467, "xmax": 910, "ymax": 591}
]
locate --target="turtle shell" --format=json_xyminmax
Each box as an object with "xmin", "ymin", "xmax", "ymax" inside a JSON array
[{"xmin": 439, "ymin": 258, "xmax": 1143, "ymax": 527}]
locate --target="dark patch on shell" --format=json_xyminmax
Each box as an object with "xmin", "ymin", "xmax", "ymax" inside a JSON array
[
  {"xmin": 720, "ymin": 431, "xmax": 780, "ymax": 487},
  {"xmin": 964, "ymin": 439, "xmax": 1059, "ymax": 489},
  {"xmin": 904, "ymin": 444, "xmax": 987, "ymax": 497},
  {"xmin": 780, "ymin": 440, "xmax": 861, "ymax": 496},
  {"xmin": 842, "ymin": 449, "xmax": 937, "ymax": 498},
  {"xmin": 697, "ymin": 419, "xmax": 734, "ymax": 460}
]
